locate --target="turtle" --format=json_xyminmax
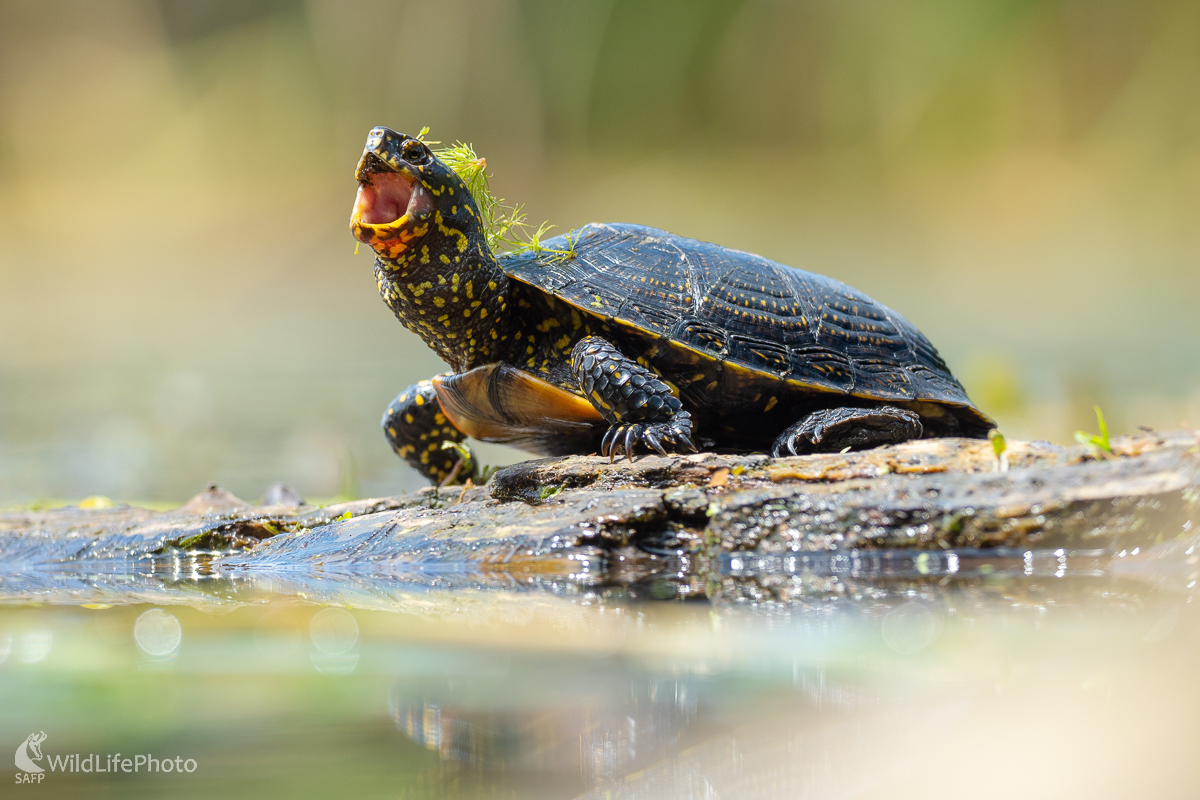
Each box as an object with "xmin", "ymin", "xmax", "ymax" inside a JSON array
[{"xmin": 349, "ymin": 127, "xmax": 994, "ymax": 485}]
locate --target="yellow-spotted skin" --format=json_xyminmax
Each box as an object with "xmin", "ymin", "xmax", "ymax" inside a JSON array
[
  {"xmin": 352, "ymin": 128, "xmax": 992, "ymax": 483},
  {"xmin": 382, "ymin": 380, "xmax": 477, "ymax": 485}
]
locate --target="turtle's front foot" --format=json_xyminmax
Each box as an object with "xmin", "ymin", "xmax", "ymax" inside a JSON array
[
  {"xmin": 571, "ymin": 335, "xmax": 698, "ymax": 461},
  {"xmin": 600, "ymin": 412, "xmax": 696, "ymax": 461},
  {"xmin": 771, "ymin": 406, "xmax": 922, "ymax": 457}
]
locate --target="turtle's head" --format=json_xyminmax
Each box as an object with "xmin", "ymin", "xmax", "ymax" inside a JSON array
[
  {"xmin": 350, "ymin": 127, "xmax": 513, "ymax": 371},
  {"xmin": 350, "ymin": 127, "xmax": 484, "ymax": 265}
]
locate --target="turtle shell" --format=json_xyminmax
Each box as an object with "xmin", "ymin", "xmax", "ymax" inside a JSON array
[{"xmin": 502, "ymin": 223, "xmax": 992, "ymax": 434}]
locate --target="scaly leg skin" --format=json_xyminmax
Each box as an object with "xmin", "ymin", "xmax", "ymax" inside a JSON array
[
  {"xmin": 382, "ymin": 379, "xmax": 478, "ymax": 485},
  {"xmin": 570, "ymin": 335, "xmax": 697, "ymax": 460},
  {"xmin": 771, "ymin": 406, "xmax": 923, "ymax": 457}
]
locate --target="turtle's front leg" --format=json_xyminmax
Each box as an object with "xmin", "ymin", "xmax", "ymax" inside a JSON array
[
  {"xmin": 570, "ymin": 336, "xmax": 697, "ymax": 460},
  {"xmin": 382, "ymin": 378, "xmax": 479, "ymax": 485}
]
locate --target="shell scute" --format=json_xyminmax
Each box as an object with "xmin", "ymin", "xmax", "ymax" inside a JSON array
[
  {"xmin": 672, "ymin": 320, "xmax": 729, "ymax": 357},
  {"xmin": 729, "ymin": 336, "xmax": 791, "ymax": 376}
]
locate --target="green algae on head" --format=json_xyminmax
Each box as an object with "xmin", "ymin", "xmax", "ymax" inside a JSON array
[{"xmin": 423, "ymin": 130, "xmax": 572, "ymax": 258}]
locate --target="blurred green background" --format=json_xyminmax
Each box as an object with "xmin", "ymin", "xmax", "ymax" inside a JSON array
[{"xmin": 1, "ymin": 0, "xmax": 1198, "ymax": 504}]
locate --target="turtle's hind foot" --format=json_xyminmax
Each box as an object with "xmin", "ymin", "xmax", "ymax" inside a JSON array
[
  {"xmin": 772, "ymin": 406, "xmax": 922, "ymax": 457},
  {"xmin": 383, "ymin": 379, "xmax": 478, "ymax": 485}
]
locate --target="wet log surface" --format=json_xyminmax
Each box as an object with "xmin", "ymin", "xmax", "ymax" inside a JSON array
[{"xmin": 2, "ymin": 432, "xmax": 1198, "ymax": 590}]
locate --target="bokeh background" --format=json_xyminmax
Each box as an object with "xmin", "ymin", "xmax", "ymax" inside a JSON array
[{"xmin": 1, "ymin": 0, "xmax": 1198, "ymax": 504}]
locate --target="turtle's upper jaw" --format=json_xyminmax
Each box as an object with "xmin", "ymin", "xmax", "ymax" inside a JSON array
[{"xmin": 350, "ymin": 150, "xmax": 433, "ymax": 246}]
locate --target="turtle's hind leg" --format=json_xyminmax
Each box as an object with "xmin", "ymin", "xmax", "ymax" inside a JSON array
[
  {"xmin": 771, "ymin": 406, "xmax": 922, "ymax": 457},
  {"xmin": 570, "ymin": 335, "xmax": 697, "ymax": 460},
  {"xmin": 383, "ymin": 379, "xmax": 479, "ymax": 485}
]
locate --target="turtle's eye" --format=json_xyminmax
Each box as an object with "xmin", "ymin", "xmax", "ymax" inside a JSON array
[{"xmin": 402, "ymin": 141, "xmax": 430, "ymax": 165}]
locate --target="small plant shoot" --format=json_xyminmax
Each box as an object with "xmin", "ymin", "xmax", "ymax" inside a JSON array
[
  {"xmin": 1075, "ymin": 405, "xmax": 1113, "ymax": 454},
  {"xmin": 988, "ymin": 428, "xmax": 1008, "ymax": 472}
]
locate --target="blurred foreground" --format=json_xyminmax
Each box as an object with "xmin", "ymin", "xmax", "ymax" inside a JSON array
[
  {"xmin": 2, "ymin": 0, "xmax": 1199, "ymax": 503},
  {"xmin": 2, "ymin": 562, "xmax": 1198, "ymax": 799}
]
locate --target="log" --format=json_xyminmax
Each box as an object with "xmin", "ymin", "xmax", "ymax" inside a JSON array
[{"xmin": 1, "ymin": 432, "xmax": 1196, "ymax": 597}]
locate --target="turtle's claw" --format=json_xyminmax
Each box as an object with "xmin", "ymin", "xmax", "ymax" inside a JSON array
[
  {"xmin": 769, "ymin": 431, "xmax": 802, "ymax": 458},
  {"xmin": 601, "ymin": 426, "xmax": 618, "ymax": 461},
  {"xmin": 644, "ymin": 429, "xmax": 668, "ymax": 456},
  {"xmin": 624, "ymin": 425, "xmax": 641, "ymax": 462},
  {"xmin": 599, "ymin": 412, "xmax": 698, "ymax": 460},
  {"xmin": 668, "ymin": 411, "xmax": 696, "ymax": 453}
]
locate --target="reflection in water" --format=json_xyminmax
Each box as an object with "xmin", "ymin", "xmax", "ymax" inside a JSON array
[
  {"xmin": 1, "ymin": 551, "xmax": 1199, "ymax": 798},
  {"xmin": 573, "ymin": 702, "xmax": 973, "ymax": 800},
  {"xmin": 390, "ymin": 679, "xmax": 697, "ymax": 785}
]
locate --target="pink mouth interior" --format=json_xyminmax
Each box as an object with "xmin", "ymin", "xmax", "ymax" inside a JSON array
[{"xmin": 355, "ymin": 171, "xmax": 414, "ymax": 225}]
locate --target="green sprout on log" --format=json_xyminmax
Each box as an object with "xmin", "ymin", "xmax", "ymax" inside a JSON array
[
  {"xmin": 1074, "ymin": 405, "xmax": 1113, "ymax": 455},
  {"xmin": 439, "ymin": 440, "xmax": 499, "ymax": 486},
  {"xmin": 988, "ymin": 428, "xmax": 1008, "ymax": 472},
  {"xmin": 417, "ymin": 127, "xmax": 574, "ymax": 261}
]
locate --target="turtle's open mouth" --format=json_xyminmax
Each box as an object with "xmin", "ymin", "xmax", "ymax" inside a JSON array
[
  {"xmin": 351, "ymin": 152, "xmax": 432, "ymax": 241},
  {"xmin": 355, "ymin": 170, "xmax": 414, "ymax": 225}
]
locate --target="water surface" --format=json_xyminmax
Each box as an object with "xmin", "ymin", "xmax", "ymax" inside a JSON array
[{"xmin": 3, "ymin": 553, "xmax": 1198, "ymax": 799}]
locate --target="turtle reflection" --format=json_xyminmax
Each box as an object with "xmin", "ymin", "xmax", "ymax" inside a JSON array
[{"xmin": 390, "ymin": 679, "xmax": 697, "ymax": 783}]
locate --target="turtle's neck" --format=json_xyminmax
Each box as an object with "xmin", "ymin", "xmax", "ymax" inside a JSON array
[{"xmin": 372, "ymin": 211, "xmax": 518, "ymax": 373}]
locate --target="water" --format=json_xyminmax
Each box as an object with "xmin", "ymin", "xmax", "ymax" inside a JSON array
[{"xmin": 3, "ymin": 555, "xmax": 1199, "ymax": 798}]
